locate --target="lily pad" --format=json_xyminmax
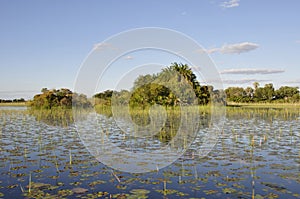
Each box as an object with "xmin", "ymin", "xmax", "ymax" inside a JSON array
[
  {"xmin": 72, "ymin": 187, "xmax": 88, "ymax": 194},
  {"xmin": 261, "ymin": 182, "xmax": 286, "ymax": 193},
  {"xmin": 222, "ymin": 187, "xmax": 236, "ymax": 194},
  {"xmin": 130, "ymin": 189, "xmax": 150, "ymax": 195},
  {"xmin": 156, "ymin": 189, "xmax": 178, "ymax": 195},
  {"xmin": 203, "ymin": 189, "xmax": 218, "ymax": 195},
  {"xmin": 28, "ymin": 182, "xmax": 51, "ymax": 190},
  {"xmin": 88, "ymin": 180, "xmax": 106, "ymax": 187},
  {"xmin": 112, "ymin": 193, "xmax": 129, "ymax": 199}
]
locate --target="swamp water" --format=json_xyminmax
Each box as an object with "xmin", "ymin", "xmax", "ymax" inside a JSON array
[{"xmin": 0, "ymin": 106, "xmax": 299, "ymax": 198}]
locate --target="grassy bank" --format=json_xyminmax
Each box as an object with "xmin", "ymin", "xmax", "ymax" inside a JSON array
[
  {"xmin": 2, "ymin": 100, "xmax": 300, "ymax": 108},
  {"xmin": 0, "ymin": 102, "xmax": 27, "ymax": 106},
  {"xmin": 27, "ymin": 107, "xmax": 74, "ymax": 126},
  {"xmin": 226, "ymin": 102, "xmax": 300, "ymax": 108}
]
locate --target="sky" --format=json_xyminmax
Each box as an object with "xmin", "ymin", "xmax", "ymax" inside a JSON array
[{"xmin": 0, "ymin": 0, "xmax": 300, "ymax": 99}]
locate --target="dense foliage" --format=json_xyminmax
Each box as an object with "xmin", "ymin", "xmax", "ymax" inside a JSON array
[
  {"xmin": 0, "ymin": 98, "xmax": 25, "ymax": 103},
  {"xmin": 94, "ymin": 90, "xmax": 114, "ymax": 106},
  {"xmin": 29, "ymin": 88, "xmax": 92, "ymax": 109},
  {"xmin": 94, "ymin": 63, "xmax": 212, "ymax": 108},
  {"xmin": 225, "ymin": 82, "xmax": 300, "ymax": 103}
]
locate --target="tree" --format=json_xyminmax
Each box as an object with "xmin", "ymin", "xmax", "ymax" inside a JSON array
[
  {"xmin": 129, "ymin": 83, "xmax": 173, "ymax": 108},
  {"xmin": 225, "ymin": 87, "xmax": 246, "ymax": 102},
  {"xmin": 245, "ymin": 87, "xmax": 254, "ymax": 98},
  {"xmin": 162, "ymin": 63, "xmax": 210, "ymax": 105},
  {"xmin": 253, "ymin": 82, "xmax": 259, "ymax": 90},
  {"xmin": 94, "ymin": 63, "xmax": 211, "ymax": 107},
  {"xmin": 94, "ymin": 90, "xmax": 113, "ymax": 106},
  {"xmin": 275, "ymin": 86, "xmax": 299, "ymax": 102},
  {"xmin": 132, "ymin": 74, "xmax": 156, "ymax": 90},
  {"xmin": 41, "ymin": 88, "xmax": 49, "ymax": 94},
  {"xmin": 112, "ymin": 90, "xmax": 131, "ymax": 105},
  {"xmin": 265, "ymin": 83, "xmax": 275, "ymax": 101},
  {"xmin": 30, "ymin": 88, "xmax": 91, "ymax": 109},
  {"xmin": 253, "ymin": 83, "xmax": 275, "ymax": 102},
  {"xmin": 225, "ymin": 83, "xmax": 300, "ymax": 103}
]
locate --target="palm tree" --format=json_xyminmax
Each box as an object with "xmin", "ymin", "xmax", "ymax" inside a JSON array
[
  {"xmin": 168, "ymin": 63, "xmax": 209, "ymax": 105},
  {"xmin": 253, "ymin": 82, "xmax": 259, "ymax": 90}
]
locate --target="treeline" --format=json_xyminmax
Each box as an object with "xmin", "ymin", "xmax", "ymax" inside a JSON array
[
  {"xmin": 29, "ymin": 64, "xmax": 299, "ymax": 110},
  {"xmin": 0, "ymin": 98, "xmax": 26, "ymax": 103},
  {"xmin": 94, "ymin": 63, "xmax": 213, "ymax": 108},
  {"xmin": 225, "ymin": 82, "xmax": 300, "ymax": 103},
  {"xmin": 29, "ymin": 88, "xmax": 92, "ymax": 109}
]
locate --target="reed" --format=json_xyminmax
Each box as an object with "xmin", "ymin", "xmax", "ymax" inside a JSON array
[
  {"xmin": 0, "ymin": 102, "xmax": 27, "ymax": 106},
  {"xmin": 227, "ymin": 102, "xmax": 300, "ymax": 108},
  {"xmin": 27, "ymin": 107, "xmax": 74, "ymax": 127},
  {"xmin": 69, "ymin": 150, "xmax": 72, "ymax": 165},
  {"xmin": 28, "ymin": 172, "xmax": 32, "ymax": 194}
]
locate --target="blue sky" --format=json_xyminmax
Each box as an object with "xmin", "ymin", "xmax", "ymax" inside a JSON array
[{"xmin": 0, "ymin": 0, "xmax": 300, "ymax": 99}]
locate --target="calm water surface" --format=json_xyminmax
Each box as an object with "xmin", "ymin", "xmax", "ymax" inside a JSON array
[{"xmin": 0, "ymin": 106, "xmax": 299, "ymax": 198}]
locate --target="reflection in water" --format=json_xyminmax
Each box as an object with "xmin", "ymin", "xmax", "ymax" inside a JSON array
[
  {"xmin": 95, "ymin": 106, "xmax": 211, "ymax": 144},
  {"xmin": 0, "ymin": 107, "xmax": 299, "ymax": 198},
  {"xmin": 0, "ymin": 106, "xmax": 27, "ymax": 111},
  {"xmin": 27, "ymin": 108, "xmax": 74, "ymax": 127},
  {"xmin": 75, "ymin": 105, "xmax": 213, "ymax": 173}
]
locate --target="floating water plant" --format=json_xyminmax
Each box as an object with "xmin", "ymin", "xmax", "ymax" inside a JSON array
[{"xmin": 1, "ymin": 106, "xmax": 300, "ymax": 198}]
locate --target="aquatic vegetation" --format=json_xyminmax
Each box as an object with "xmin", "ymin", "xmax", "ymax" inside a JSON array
[
  {"xmin": 0, "ymin": 106, "xmax": 299, "ymax": 198},
  {"xmin": 27, "ymin": 107, "xmax": 74, "ymax": 127}
]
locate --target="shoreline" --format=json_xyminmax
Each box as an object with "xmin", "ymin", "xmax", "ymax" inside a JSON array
[
  {"xmin": 1, "ymin": 101, "xmax": 300, "ymax": 108},
  {"xmin": 0, "ymin": 102, "xmax": 27, "ymax": 106},
  {"xmin": 226, "ymin": 102, "xmax": 300, "ymax": 108}
]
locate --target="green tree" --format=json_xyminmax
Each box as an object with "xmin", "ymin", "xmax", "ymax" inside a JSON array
[
  {"xmin": 160, "ymin": 63, "xmax": 209, "ymax": 105},
  {"xmin": 94, "ymin": 63, "xmax": 211, "ymax": 108},
  {"xmin": 30, "ymin": 88, "xmax": 91, "ymax": 109},
  {"xmin": 132, "ymin": 74, "xmax": 156, "ymax": 90},
  {"xmin": 254, "ymin": 83, "xmax": 275, "ymax": 102},
  {"xmin": 225, "ymin": 87, "xmax": 246, "ymax": 102},
  {"xmin": 41, "ymin": 88, "xmax": 49, "ymax": 94},
  {"xmin": 275, "ymin": 86, "xmax": 299, "ymax": 102},
  {"xmin": 253, "ymin": 82, "xmax": 260, "ymax": 90}
]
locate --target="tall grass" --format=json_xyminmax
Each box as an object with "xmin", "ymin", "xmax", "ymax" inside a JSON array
[
  {"xmin": 227, "ymin": 101, "xmax": 300, "ymax": 108},
  {"xmin": 27, "ymin": 107, "xmax": 74, "ymax": 127},
  {"xmin": 21, "ymin": 101, "xmax": 300, "ymax": 129},
  {"xmin": 0, "ymin": 102, "xmax": 27, "ymax": 106},
  {"xmin": 95, "ymin": 104, "xmax": 213, "ymax": 143},
  {"xmin": 225, "ymin": 105, "xmax": 300, "ymax": 121}
]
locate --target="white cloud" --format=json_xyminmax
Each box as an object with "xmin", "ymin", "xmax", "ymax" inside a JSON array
[
  {"xmin": 93, "ymin": 42, "xmax": 119, "ymax": 51},
  {"xmin": 205, "ymin": 42, "xmax": 259, "ymax": 54},
  {"xmin": 0, "ymin": 90, "xmax": 39, "ymax": 100},
  {"xmin": 93, "ymin": 42, "xmax": 109, "ymax": 50},
  {"xmin": 221, "ymin": 42, "xmax": 259, "ymax": 54},
  {"xmin": 124, "ymin": 55, "xmax": 134, "ymax": 60},
  {"xmin": 284, "ymin": 79, "xmax": 300, "ymax": 84},
  {"xmin": 222, "ymin": 78, "xmax": 270, "ymax": 84},
  {"xmin": 190, "ymin": 66, "xmax": 202, "ymax": 71},
  {"xmin": 221, "ymin": 0, "xmax": 240, "ymax": 8},
  {"xmin": 206, "ymin": 48, "xmax": 220, "ymax": 54},
  {"xmin": 194, "ymin": 48, "xmax": 207, "ymax": 54},
  {"xmin": 221, "ymin": 68, "xmax": 285, "ymax": 75}
]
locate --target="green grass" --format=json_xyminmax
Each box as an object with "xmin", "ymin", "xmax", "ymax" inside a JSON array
[
  {"xmin": 27, "ymin": 107, "xmax": 74, "ymax": 127},
  {"xmin": 0, "ymin": 102, "xmax": 27, "ymax": 106},
  {"xmin": 226, "ymin": 102, "xmax": 300, "ymax": 108}
]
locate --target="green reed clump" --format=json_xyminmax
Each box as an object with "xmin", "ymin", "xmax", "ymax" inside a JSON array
[
  {"xmin": 27, "ymin": 107, "xmax": 74, "ymax": 127},
  {"xmin": 225, "ymin": 106, "xmax": 300, "ymax": 121},
  {"xmin": 95, "ymin": 104, "xmax": 213, "ymax": 144},
  {"xmin": 94, "ymin": 104, "xmax": 112, "ymax": 117}
]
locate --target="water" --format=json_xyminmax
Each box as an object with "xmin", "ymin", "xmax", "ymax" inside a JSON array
[
  {"xmin": 0, "ymin": 106, "xmax": 299, "ymax": 198},
  {"xmin": 0, "ymin": 106, "xmax": 27, "ymax": 111}
]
